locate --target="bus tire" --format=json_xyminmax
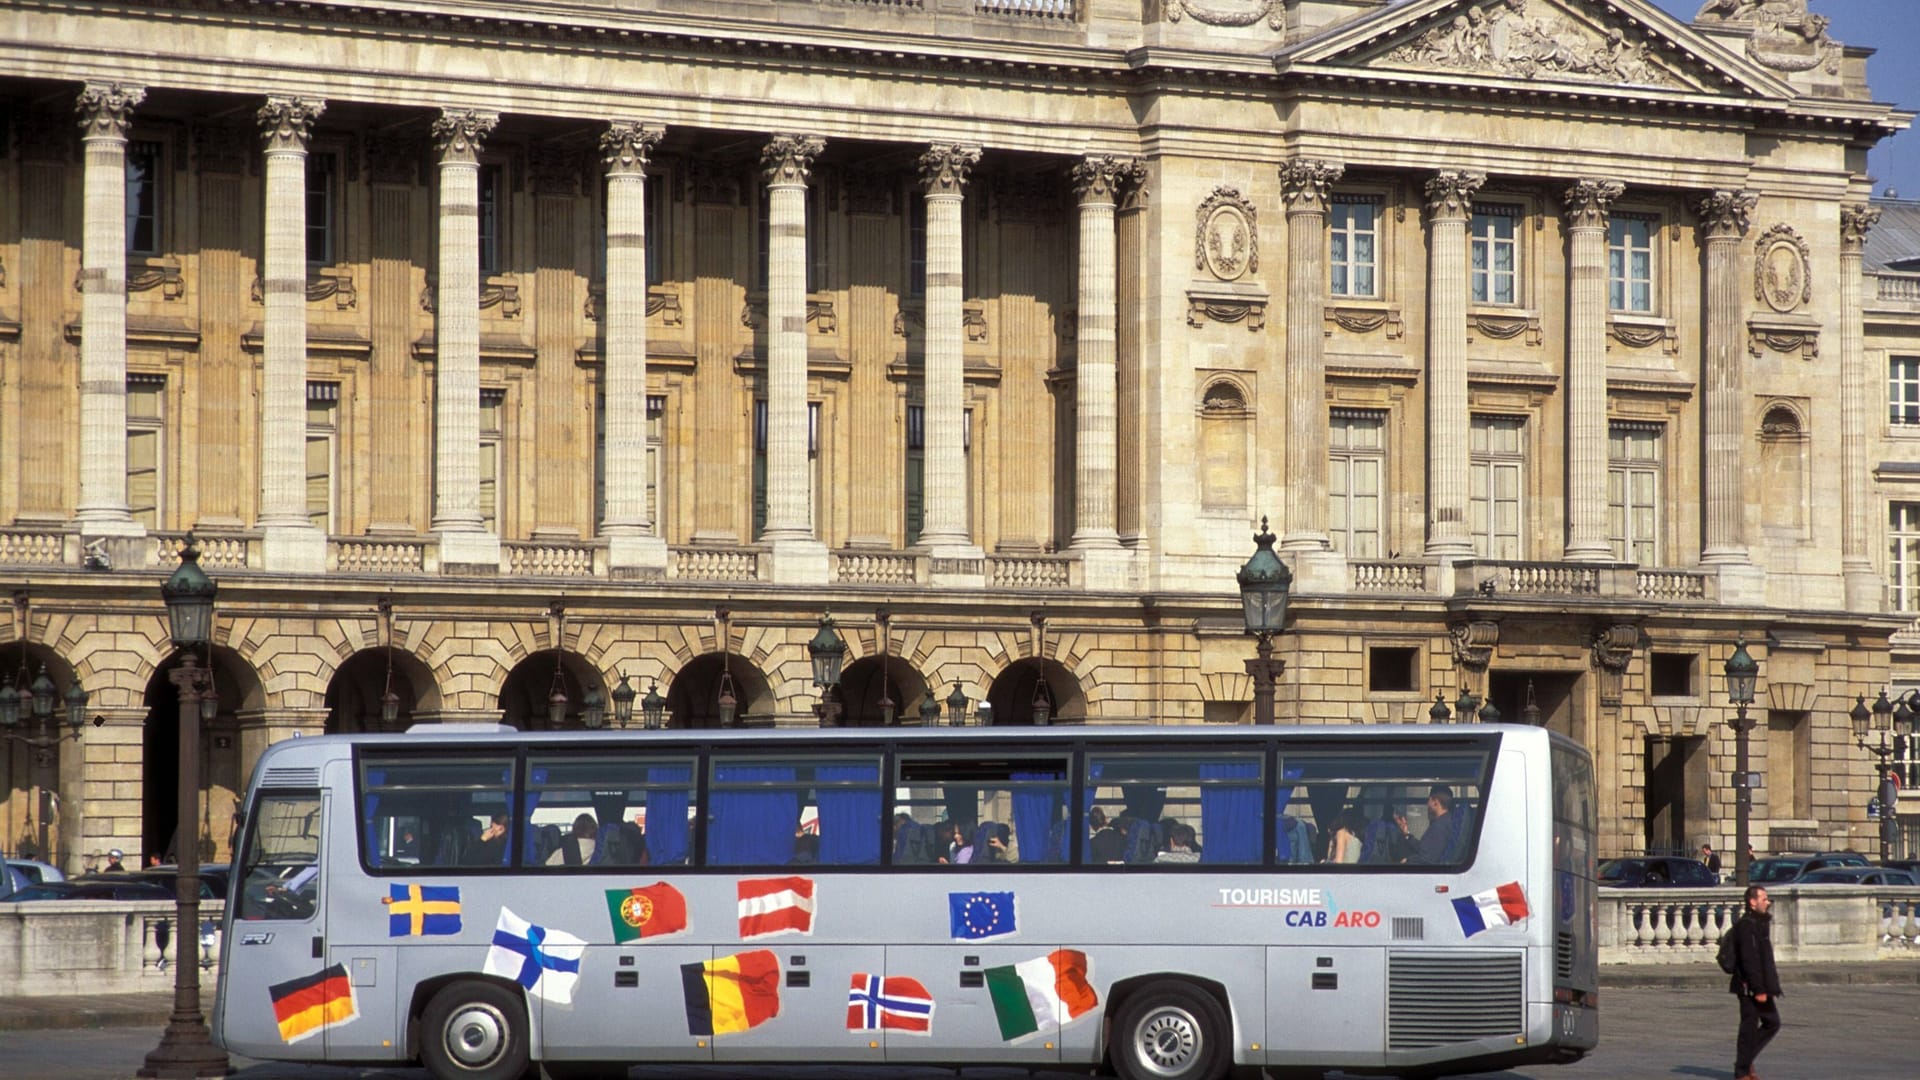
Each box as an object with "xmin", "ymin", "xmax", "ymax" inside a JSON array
[
  {"xmin": 420, "ymin": 980, "xmax": 530, "ymax": 1080},
  {"xmin": 1112, "ymin": 980, "xmax": 1229, "ymax": 1080}
]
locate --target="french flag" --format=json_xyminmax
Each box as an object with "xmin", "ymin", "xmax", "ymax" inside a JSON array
[
  {"xmin": 738, "ymin": 876, "xmax": 816, "ymax": 939},
  {"xmin": 1452, "ymin": 881, "xmax": 1530, "ymax": 937}
]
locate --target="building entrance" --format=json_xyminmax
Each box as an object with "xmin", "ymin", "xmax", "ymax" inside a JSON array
[{"xmin": 1644, "ymin": 735, "xmax": 1710, "ymax": 857}]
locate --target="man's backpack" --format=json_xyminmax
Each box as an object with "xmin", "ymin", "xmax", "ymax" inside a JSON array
[{"xmin": 1716, "ymin": 926, "xmax": 1739, "ymax": 975}]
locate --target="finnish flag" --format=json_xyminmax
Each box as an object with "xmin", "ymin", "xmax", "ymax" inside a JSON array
[{"xmin": 484, "ymin": 908, "xmax": 585, "ymax": 1004}]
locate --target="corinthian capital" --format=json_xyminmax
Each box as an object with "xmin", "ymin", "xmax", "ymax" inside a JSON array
[
  {"xmin": 1562, "ymin": 179, "xmax": 1626, "ymax": 229},
  {"xmin": 1696, "ymin": 189, "xmax": 1758, "ymax": 241},
  {"xmin": 760, "ymin": 134, "xmax": 825, "ymax": 188},
  {"xmin": 1072, "ymin": 155, "xmax": 1146, "ymax": 205},
  {"xmin": 1424, "ymin": 171, "xmax": 1486, "ymax": 220},
  {"xmin": 258, "ymin": 97, "xmax": 326, "ymax": 154},
  {"xmin": 431, "ymin": 109, "xmax": 498, "ymax": 165},
  {"xmin": 1278, "ymin": 159, "xmax": 1344, "ymax": 213},
  {"xmin": 601, "ymin": 122, "xmax": 664, "ymax": 177},
  {"xmin": 75, "ymin": 83, "xmax": 145, "ymax": 140},
  {"xmin": 1841, "ymin": 203, "xmax": 1883, "ymax": 252},
  {"xmin": 918, "ymin": 144, "xmax": 982, "ymax": 197}
]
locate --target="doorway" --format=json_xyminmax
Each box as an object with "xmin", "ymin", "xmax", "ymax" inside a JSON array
[
  {"xmin": 1644, "ymin": 735, "xmax": 1709, "ymax": 857},
  {"xmin": 1483, "ymin": 670, "xmax": 1580, "ymax": 740}
]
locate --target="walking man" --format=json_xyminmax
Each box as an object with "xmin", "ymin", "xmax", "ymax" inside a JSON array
[{"xmin": 1729, "ymin": 884, "xmax": 1782, "ymax": 1080}]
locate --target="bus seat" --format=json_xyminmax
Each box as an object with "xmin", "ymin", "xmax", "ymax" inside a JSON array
[{"xmin": 534, "ymin": 824, "xmax": 561, "ymax": 866}]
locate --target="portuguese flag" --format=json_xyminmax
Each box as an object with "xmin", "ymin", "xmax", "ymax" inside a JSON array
[
  {"xmin": 682, "ymin": 949, "xmax": 781, "ymax": 1036},
  {"xmin": 605, "ymin": 883, "xmax": 689, "ymax": 943},
  {"xmin": 983, "ymin": 949, "xmax": 1097, "ymax": 1041},
  {"xmin": 269, "ymin": 964, "xmax": 358, "ymax": 1044}
]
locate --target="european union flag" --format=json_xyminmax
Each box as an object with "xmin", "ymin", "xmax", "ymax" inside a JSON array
[
  {"xmin": 949, "ymin": 891, "xmax": 1017, "ymax": 941},
  {"xmin": 385, "ymin": 884, "xmax": 462, "ymax": 937}
]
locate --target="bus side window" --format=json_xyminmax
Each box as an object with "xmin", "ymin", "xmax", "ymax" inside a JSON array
[
  {"xmin": 1083, "ymin": 752, "xmax": 1264, "ymax": 867},
  {"xmin": 358, "ymin": 757, "xmax": 514, "ymax": 872},
  {"xmin": 523, "ymin": 754, "xmax": 697, "ymax": 870},
  {"xmin": 707, "ymin": 757, "xmax": 883, "ymax": 868},
  {"xmin": 1275, "ymin": 747, "xmax": 1491, "ymax": 868},
  {"xmin": 238, "ymin": 791, "xmax": 322, "ymax": 921},
  {"xmin": 893, "ymin": 755, "xmax": 1070, "ymax": 867}
]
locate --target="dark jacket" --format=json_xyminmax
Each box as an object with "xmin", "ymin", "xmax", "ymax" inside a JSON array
[{"xmin": 1729, "ymin": 911, "xmax": 1782, "ymax": 998}]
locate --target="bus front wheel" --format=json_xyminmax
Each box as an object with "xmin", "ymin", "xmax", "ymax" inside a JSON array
[
  {"xmin": 1112, "ymin": 980, "xmax": 1229, "ymax": 1080},
  {"xmin": 420, "ymin": 980, "xmax": 530, "ymax": 1080}
]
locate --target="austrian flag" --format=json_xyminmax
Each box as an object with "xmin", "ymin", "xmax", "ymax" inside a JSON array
[
  {"xmin": 1452, "ymin": 881, "xmax": 1531, "ymax": 937},
  {"xmin": 846, "ymin": 972, "xmax": 934, "ymax": 1035},
  {"xmin": 737, "ymin": 876, "xmax": 816, "ymax": 939}
]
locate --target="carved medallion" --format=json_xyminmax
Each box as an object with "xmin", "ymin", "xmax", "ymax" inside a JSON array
[
  {"xmin": 1195, "ymin": 187, "xmax": 1258, "ymax": 282},
  {"xmin": 1383, "ymin": 0, "xmax": 1676, "ymax": 88},
  {"xmin": 1164, "ymin": 0, "xmax": 1283, "ymax": 30},
  {"xmin": 1753, "ymin": 224, "xmax": 1810, "ymax": 314}
]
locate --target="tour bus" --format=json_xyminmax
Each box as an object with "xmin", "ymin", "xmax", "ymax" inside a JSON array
[{"xmin": 212, "ymin": 723, "xmax": 1597, "ymax": 1080}]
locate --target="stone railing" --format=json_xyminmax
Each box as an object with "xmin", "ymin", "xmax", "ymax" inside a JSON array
[
  {"xmin": 976, "ymin": 0, "xmax": 1076, "ymax": 18},
  {"xmin": 331, "ymin": 536, "xmax": 428, "ymax": 574},
  {"xmin": 672, "ymin": 545, "xmax": 763, "ymax": 582},
  {"xmin": 0, "ymin": 527, "xmax": 70, "ymax": 566},
  {"xmin": 1351, "ymin": 560, "xmax": 1430, "ymax": 593},
  {"xmin": 0, "ymin": 900, "xmax": 219, "ymax": 996},
  {"xmin": 1636, "ymin": 568, "xmax": 1713, "ymax": 602},
  {"xmin": 152, "ymin": 530, "xmax": 255, "ymax": 571},
  {"xmin": 988, "ymin": 554, "xmax": 1076, "ymax": 589},
  {"xmin": 1873, "ymin": 271, "xmax": 1920, "ymax": 303},
  {"xmin": 1598, "ymin": 885, "xmax": 1920, "ymax": 965},
  {"xmin": 504, "ymin": 540, "xmax": 599, "ymax": 577},
  {"xmin": 833, "ymin": 551, "xmax": 922, "ymax": 585}
]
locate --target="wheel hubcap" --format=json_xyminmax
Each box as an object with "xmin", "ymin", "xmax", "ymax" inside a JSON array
[
  {"xmin": 1134, "ymin": 1005, "xmax": 1202, "ymax": 1077},
  {"xmin": 444, "ymin": 1002, "xmax": 508, "ymax": 1070}
]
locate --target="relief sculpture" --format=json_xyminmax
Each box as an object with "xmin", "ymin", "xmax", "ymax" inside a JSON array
[
  {"xmin": 1164, "ymin": 0, "xmax": 1283, "ymax": 30},
  {"xmin": 1195, "ymin": 187, "xmax": 1259, "ymax": 282},
  {"xmin": 1384, "ymin": 0, "xmax": 1674, "ymax": 87},
  {"xmin": 1753, "ymin": 224, "xmax": 1811, "ymax": 314},
  {"xmin": 1695, "ymin": 0, "xmax": 1841, "ymax": 74}
]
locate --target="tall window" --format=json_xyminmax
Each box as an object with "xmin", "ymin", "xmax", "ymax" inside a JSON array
[
  {"xmin": 478, "ymin": 164, "xmax": 504, "ymax": 276},
  {"xmin": 479, "ymin": 388, "xmax": 504, "ymax": 533},
  {"xmin": 306, "ymin": 152, "xmax": 338, "ymax": 266},
  {"xmin": 125, "ymin": 140, "xmax": 163, "ymax": 257},
  {"xmin": 1470, "ymin": 204, "xmax": 1519, "ymax": 305},
  {"xmin": 808, "ymin": 181, "xmax": 830, "ymax": 292},
  {"xmin": 907, "ymin": 196, "xmax": 927, "ymax": 299},
  {"xmin": 752, "ymin": 400, "xmax": 820, "ymax": 540},
  {"xmin": 126, "ymin": 375, "xmax": 165, "ymax": 529},
  {"xmin": 1328, "ymin": 411, "xmax": 1385, "ymax": 558},
  {"xmin": 305, "ymin": 383, "xmax": 338, "ymax": 533},
  {"xmin": 904, "ymin": 404, "xmax": 973, "ymax": 545},
  {"xmin": 1607, "ymin": 423, "xmax": 1663, "ymax": 564},
  {"xmin": 1329, "ymin": 195, "xmax": 1378, "ymax": 298},
  {"xmin": 1890, "ymin": 356, "xmax": 1920, "ymax": 427},
  {"xmin": 1468, "ymin": 415, "xmax": 1525, "ymax": 559},
  {"xmin": 594, "ymin": 393, "xmax": 667, "ymax": 534},
  {"xmin": 645, "ymin": 172, "xmax": 666, "ymax": 284},
  {"xmin": 1890, "ymin": 502, "xmax": 1920, "ymax": 612},
  {"xmin": 1608, "ymin": 214, "xmax": 1655, "ymax": 313}
]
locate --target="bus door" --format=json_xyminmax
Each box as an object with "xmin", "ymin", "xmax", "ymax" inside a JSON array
[{"xmin": 218, "ymin": 788, "xmax": 332, "ymax": 1061}]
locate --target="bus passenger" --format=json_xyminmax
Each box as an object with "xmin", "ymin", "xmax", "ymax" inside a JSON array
[
  {"xmin": 547, "ymin": 813, "xmax": 598, "ymax": 866},
  {"xmin": 471, "ymin": 815, "xmax": 508, "ymax": 866},
  {"xmin": 1415, "ymin": 786, "xmax": 1460, "ymax": 863},
  {"xmin": 933, "ymin": 820, "xmax": 961, "ymax": 864},
  {"xmin": 1156, "ymin": 823, "xmax": 1201, "ymax": 863},
  {"xmin": 1326, "ymin": 810, "xmax": 1364, "ymax": 864}
]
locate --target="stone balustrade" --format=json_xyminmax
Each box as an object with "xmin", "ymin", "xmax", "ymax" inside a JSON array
[
  {"xmin": 504, "ymin": 540, "xmax": 600, "ymax": 577},
  {"xmin": 0, "ymin": 900, "xmax": 219, "ymax": 996},
  {"xmin": 833, "ymin": 551, "xmax": 923, "ymax": 585},
  {"xmin": 1351, "ymin": 560, "xmax": 1431, "ymax": 593},
  {"xmin": 1873, "ymin": 271, "xmax": 1920, "ymax": 304},
  {"xmin": 1599, "ymin": 885, "xmax": 1920, "ymax": 964}
]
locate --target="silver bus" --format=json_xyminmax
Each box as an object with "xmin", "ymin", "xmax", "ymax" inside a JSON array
[{"xmin": 213, "ymin": 723, "xmax": 1597, "ymax": 1080}]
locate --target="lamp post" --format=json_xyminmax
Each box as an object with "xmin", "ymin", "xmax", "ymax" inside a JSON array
[
  {"xmin": 808, "ymin": 613, "xmax": 846, "ymax": 727},
  {"xmin": 641, "ymin": 679, "xmax": 667, "ymax": 731},
  {"xmin": 946, "ymin": 681, "xmax": 968, "ymax": 727},
  {"xmin": 1854, "ymin": 690, "xmax": 1911, "ymax": 862},
  {"xmin": 1724, "ymin": 637, "xmax": 1758, "ymax": 888},
  {"xmin": 1236, "ymin": 517, "xmax": 1292, "ymax": 726},
  {"xmin": 1428, "ymin": 691, "xmax": 1452, "ymax": 723},
  {"xmin": 918, "ymin": 694, "xmax": 940, "ymax": 727},
  {"xmin": 141, "ymin": 537, "xmax": 228, "ymax": 1078},
  {"xmin": 610, "ymin": 673, "xmax": 637, "ymax": 729}
]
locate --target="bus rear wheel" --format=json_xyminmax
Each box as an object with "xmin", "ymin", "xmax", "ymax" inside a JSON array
[
  {"xmin": 421, "ymin": 980, "xmax": 530, "ymax": 1080},
  {"xmin": 1112, "ymin": 980, "xmax": 1229, "ymax": 1080}
]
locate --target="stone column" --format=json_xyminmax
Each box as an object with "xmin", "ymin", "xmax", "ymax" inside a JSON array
[
  {"xmin": 258, "ymin": 97, "xmax": 327, "ymax": 572},
  {"xmin": 1278, "ymin": 159, "xmax": 1346, "ymax": 557},
  {"xmin": 1698, "ymin": 191, "xmax": 1759, "ymax": 580},
  {"xmin": 73, "ymin": 83, "xmax": 145, "ymax": 537},
  {"xmin": 600, "ymin": 121, "xmax": 668, "ymax": 576},
  {"xmin": 1842, "ymin": 203, "xmax": 1883, "ymax": 610},
  {"xmin": 1562, "ymin": 179, "xmax": 1624, "ymax": 562},
  {"xmin": 760, "ymin": 134, "xmax": 828, "ymax": 584},
  {"xmin": 917, "ymin": 144, "xmax": 984, "ymax": 578},
  {"xmin": 1423, "ymin": 170, "xmax": 1484, "ymax": 561},
  {"xmin": 428, "ymin": 109, "xmax": 500, "ymax": 570},
  {"xmin": 1068, "ymin": 155, "xmax": 1144, "ymax": 591}
]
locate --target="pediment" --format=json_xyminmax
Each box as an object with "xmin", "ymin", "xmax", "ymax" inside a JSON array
[{"xmin": 1282, "ymin": 0, "xmax": 1794, "ymax": 101}]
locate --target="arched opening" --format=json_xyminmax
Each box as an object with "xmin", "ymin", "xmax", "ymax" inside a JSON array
[
  {"xmin": 1199, "ymin": 379, "xmax": 1251, "ymax": 511},
  {"xmin": 499, "ymin": 651, "xmax": 605, "ymax": 731},
  {"xmin": 1759, "ymin": 403, "xmax": 1808, "ymax": 534},
  {"xmin": 986, "ymin": 658, "xmax": 1086, "ymax": 725},
  {"xmin": 837, "ymin": 655, "xmax": 929, "ymax": 726},
  {"xmin": 0, "ymin": 643, "xmax": 81, "ymax": 865},
  {"xmin": 324, "ymin": 647, "xmax": 437, "ymax": 734},
  {"xmin": 665, "ymin": 653, "xmax": 774, "ymax": 729},
  {"xmin": 141, "ymin": 645, "xmax": 259, "ymax": 866}
]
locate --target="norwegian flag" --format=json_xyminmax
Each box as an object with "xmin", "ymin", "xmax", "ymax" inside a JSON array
[{"xmin": 846, "ymin": 972, "xmax": 934, "ymax": 1035}]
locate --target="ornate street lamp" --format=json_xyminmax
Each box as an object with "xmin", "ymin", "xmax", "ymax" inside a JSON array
[
  {"xmin": 1521, "ymin": 679, "xmax": 1542, "ymax": 726},
  {"xmin": 141, "ymin": 536, "xmax": 229, "ymax": 1078},
  {"xmin": 1478, "ymin": 700, "xmax": 1503, "ymax": 724},
  {"xmin": 946, "ymin": 681, "xmax": 969, "ymax": 728},
  {"xmin": 611, "ymin": 673, "xmax": 637, "ymax": 729},
  {"xmin": 1454, "ymin": 686, "xmax": 1480, "ymax": 723},
  {"xmin": 580, "ymin": 684, "xmax": 605, "ymax": 731},
  {"xmin": 65, "ymin": 680, "xmax": 88, "ymax": 738},
  {"xmin": 1429, "ymin": 690, "xmax": 1452, "ymax": 723},
  {"xmin": 1857, "ymin": 690, "xmax": 1905, "ymax": 862},
  {"xmin": 717, "ymin": 660, "xmax": 738, "ymax": 729},
  {"xmin": 1724, "ymin": 637, "xmax": 1759, "ymax": 888},
  {"xmin": 1236, "ymin": 517, "xmax": 1291, "ymax": 726},
  {"xmin": 918, "ymin": 694, "xmax": 940, "ymax": 727},
  {"xmin": 808, "ymin": 613, "xmax": 846, "ymax": 727},
  {"xmin": 1031, "ymin": 678, "xmax": 1052, "ymax": 727},
  {"xmin": 641, "ymin": 679, "xmax": 667, "ymax": 731}
]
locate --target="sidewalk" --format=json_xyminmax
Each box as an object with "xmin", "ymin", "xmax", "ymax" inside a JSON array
[{"xmin": 6, "ymin": 961, "xmax": 1920, "ymax": 1032}]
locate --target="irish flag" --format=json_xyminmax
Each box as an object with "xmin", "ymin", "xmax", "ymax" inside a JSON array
[
  {"xmin": 983, "ymin": 949, "xmax": 1098, "ymax": 1041},
  {"xmin": 1452, "ymin": 881, "xmax": 1530, "ymax": 937}
]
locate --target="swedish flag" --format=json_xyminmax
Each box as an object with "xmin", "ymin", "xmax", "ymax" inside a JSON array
[{"xmin": 384, "ymin": 884, "xmax": 462, "ymax": 937}]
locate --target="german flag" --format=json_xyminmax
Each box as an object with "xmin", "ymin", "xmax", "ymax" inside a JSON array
[
  {"xmin": 681, "ymin": 949, "xmax": 780, "ymax": 1036},
  {"xmin": 269, "ymin": 964, "xmax": 358, "ymax": 1044}
]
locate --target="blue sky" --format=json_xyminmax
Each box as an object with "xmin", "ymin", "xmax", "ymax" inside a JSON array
[{"xmin": 1648, "ymin": 0, "xmax": 1919, "ymax": 197}]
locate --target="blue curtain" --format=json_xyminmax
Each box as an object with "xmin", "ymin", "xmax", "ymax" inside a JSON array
[
  {"xmin": 1199, "ymin": 761, "xmax": 1260, "ymax": 865},
  {"xmin": 521, "ymin": 766, "xmax": 548, "ymax": 865},
  {"xmin": 1010, "ymin": 772, "xmax": 1062, "ymax": 865},
  {"xmin": 646, "ymin": 765, "xmax": 692, "ymax": 866},
  {"xmin": 1272, "ymin": 764, "xmax": 1307, "ymax": 862},
  {"xmin": 709, "ymin": 765, "xmax": 798, "ymax": 865},
  {"xmin": 362, "ymin": 768, "xmax": 384, "ymax": 868},
  {"xmin": 1080, "ymin": 761, "xmax": 1104, "ymax": 861},
  {"xmin": 1122, "ymin": 784, "xmax": 1167, "ymax": 824},
  {"xmin": 815, "ymin": 764, "xmax": 881, "ymax": 866}
]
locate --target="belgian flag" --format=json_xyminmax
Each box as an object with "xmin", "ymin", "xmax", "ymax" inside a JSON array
[
  {"xmin": 269, "ymin": 964, "xmax": 358, "ymax": 1044},
  {"xmin": 681, "ymin": 949, "xmax": 780, "ymax": 1036}
]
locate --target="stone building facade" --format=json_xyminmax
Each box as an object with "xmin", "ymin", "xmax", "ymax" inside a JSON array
[{"xmin": 0, "ymin": 0, "xmax": 1910, "ymax": 871}]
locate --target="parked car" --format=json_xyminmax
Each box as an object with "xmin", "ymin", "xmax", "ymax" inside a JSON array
[
  {"xmin": 1879, "ymin": 858, "xmax": 1920, "ymax": 877},
  {"xmin": 2, "ymin": 879, "xmax": 174, "ymax": 902},
  {"xmin": 78, "ymin": 863, "xmax": 230, "ymax": 902},
  {"xmin": 0, "ymin": 862, "xmax": 26, "ymax": 900},
  {"xmin": 4, "ymin": 858, "xmax": 66, "ymax": 887},
  {"xmin": 1796, "ymin": 866, "xmax": 1919, "ymax": 886},
  {"xmin": 1749, "ymin": 852, "xmax": 1871, "ymax": 883},
  {"xmin": 1598, "ymin": 856, "xmax": 1718, "ymax": 887}
]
